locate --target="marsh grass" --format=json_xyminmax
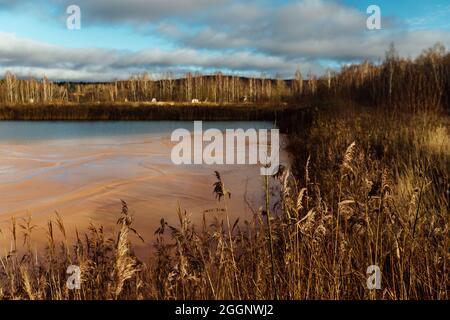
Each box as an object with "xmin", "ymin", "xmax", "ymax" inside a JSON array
[
  {"xmin": 0, "ymin": 46, "xmax": 448, "ymax": 300},
  {"xmin": 0, "ymin": 104, "xmax": 447, "ymax": 300},
  {"xmin": 0, "ymin": 102, "xmax": 313, "ymax": 122}
]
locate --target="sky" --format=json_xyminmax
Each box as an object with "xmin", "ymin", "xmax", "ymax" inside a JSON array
[{"xmin": 0, "ymin": 0, "xmax": 449, "ymax": 81}]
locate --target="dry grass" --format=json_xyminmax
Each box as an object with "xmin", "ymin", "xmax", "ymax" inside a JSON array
[
  {"xmin": 0, "ymin": 103, "xmax": 447, "ymax": 300},
  {"xmin": 0, "ymin": 45, "xmax": 448, "ymax": 300}
]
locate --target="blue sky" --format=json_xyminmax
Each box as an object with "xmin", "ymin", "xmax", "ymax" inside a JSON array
[{"xmin": 0, "ymin": 0, "xmax": 449, "ymax": 81}]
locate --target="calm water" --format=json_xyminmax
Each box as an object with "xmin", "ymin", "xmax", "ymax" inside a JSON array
[
  {"xmin": 0, "ymin": 120, "xmax": 282, "ymax": 254},
  {"xmin": 0, "ymin": 121, "xmax": 275, "ymax": 142}
]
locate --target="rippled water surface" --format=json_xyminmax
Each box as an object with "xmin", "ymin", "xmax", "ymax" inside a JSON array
[{"xmin": 0, "ymin": 121, "xmax": 284, "ymax": 256}]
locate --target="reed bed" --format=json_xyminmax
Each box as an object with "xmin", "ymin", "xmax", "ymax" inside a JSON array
[
  {"xmin": 0, "ymin": 102, "xmax": 313, "ymax": 122},
  {"xmin": 0, "ymin": 104, "xmax": 447, "ymax": 300},
  {"xmin": 0, "ymin": 43, "xmax": 448, "ymax": 300}
]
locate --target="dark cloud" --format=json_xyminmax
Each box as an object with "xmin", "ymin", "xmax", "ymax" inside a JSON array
[
  {"xmin": 155, "ymin": 0, "xmax": 450, "ymax": 60},
  {"xmin": 57, "ymin": 0, "xmax": 230, "ymax": 24},
  {"xmin": 0, "ymin": 0, "xmax": 449, "ymax": 81}
]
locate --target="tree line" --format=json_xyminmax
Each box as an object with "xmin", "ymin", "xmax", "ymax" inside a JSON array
[{"xmin": 0, "ymin": 44, "xmax": 448, "ymax": 112}]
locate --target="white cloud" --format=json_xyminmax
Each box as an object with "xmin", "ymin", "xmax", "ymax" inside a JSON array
[
  {"xmin": 0, "ymin": 32, "xmax": 320, "ymax": 81},
  {"xmin": 0, "ymin": 0, "xmax": 449, "ymax": 80}
]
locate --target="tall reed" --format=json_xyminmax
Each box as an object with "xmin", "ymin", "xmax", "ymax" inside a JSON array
[{"xmin": 0, "ymin": 104, "xmax": 447, "ymax": 300}]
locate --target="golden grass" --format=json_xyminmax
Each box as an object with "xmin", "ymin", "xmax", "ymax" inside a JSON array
[{"xmin": 0, "ymin": 103, "xmax": 447, "ymax": 300}]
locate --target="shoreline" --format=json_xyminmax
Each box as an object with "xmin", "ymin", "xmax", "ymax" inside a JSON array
[{"xmin": 0, "ymin": 102, "xmax": 316, "ymax": 125}]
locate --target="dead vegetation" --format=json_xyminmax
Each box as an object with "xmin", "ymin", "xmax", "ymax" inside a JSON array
[
  {"xmin": 0, "ymin": 104, "xmax": 448, "ymax": 300},
  {"xmin": 0, "ymin": 44, "xmax": 448, "ymax": 300}
]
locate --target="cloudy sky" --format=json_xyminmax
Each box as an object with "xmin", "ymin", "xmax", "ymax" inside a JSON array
[{"xmin": 0, "ymin": 0, "xmax": 449, "ymax": 81}]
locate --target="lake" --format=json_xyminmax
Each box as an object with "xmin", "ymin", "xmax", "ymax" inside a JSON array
[{"xmin": 0, "ymin": 121, "xmax": 286, "ymax": 257}]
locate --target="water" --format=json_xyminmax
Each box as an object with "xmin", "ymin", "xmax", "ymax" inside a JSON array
[
  {"xmin": 0, "ymin": 120, "xmax": 283, "ymax": 254},
  {"xmin": 0, "ymin": 121, "xmax": 275, "ymax": 142}
]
